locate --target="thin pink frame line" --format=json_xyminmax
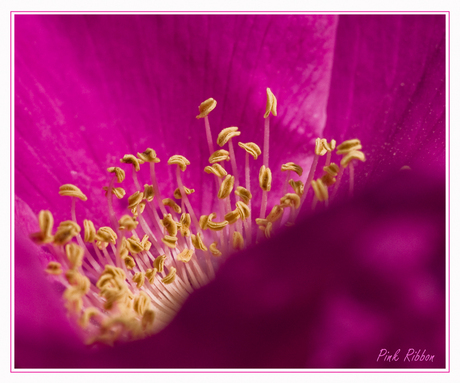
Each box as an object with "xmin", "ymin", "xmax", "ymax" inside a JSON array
[{"xmin": 9, "ymin": 10, "xmax": 451, "ymax": 373}]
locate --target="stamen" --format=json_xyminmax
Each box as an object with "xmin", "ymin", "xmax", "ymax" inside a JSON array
[
  {"xmin": 161, "ymin": 267, "xmax": 177, "ymax": 284},
  {"xmin": 137, "ymin": 148, "xmax": 160, "ymax": 164},
  {"xmin": 177, "ymin": 249, "xmax": 194, "ymax": 263},
  {"xmin": 45, "ymin": 261, "xmax": 62, "ymax": 275},
  {"xmin": 209, "ymin": 150, "xmax": 230, "ymax": 164},
  {"xmin": 107, "ymin": 167, "xmax": 126, "ymax": 183},
  {"xmin": 162, "ymin": 198, "xmax": 181, "ymax": 214},
  {"xmin": 173, "ymin": 187, "xmax": 195, "ymax": 199},
  {"xmin": 120, "ymin": 154, "xmax": 144, "ymax": 172},
  {"xmin": 218, "ymin": 175, "xmax": 235, "ymax": 199},
  {"xmin": 59, "ymin": 184, "xmax": 87, "ymax": 201},
  {"xmin": 167, "ymin": 155, "xmax": 190, "ymax": 172},
  {"xmin": 209, "ymin": 242, "xmax": 222, "ymax": 257},
  {"xmin": 204, "ymin": 163, "xmax": 227, "ymax": 178},
  {"xmin": 30, "ymin": 210, "xmax": 54, "ymax": 244}
]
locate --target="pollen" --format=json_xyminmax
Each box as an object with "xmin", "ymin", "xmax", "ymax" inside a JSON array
[{"xmin": 137, "ymin": 148, "xmax": 161, "ymax": 163}]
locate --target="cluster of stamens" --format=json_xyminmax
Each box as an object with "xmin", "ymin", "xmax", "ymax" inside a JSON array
[{"xmin": 30, "ymin": 88, "xmax": 366, "ymax": 346}]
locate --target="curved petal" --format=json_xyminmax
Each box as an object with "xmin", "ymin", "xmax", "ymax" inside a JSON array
[
  {"xmin": 323, "ymin": 15, "xmax": 446, "ymax": 186},
  {"xmin": 15, "ymin": 14, "xmax": 338, "ymax": 223},
  {"xmin": 15, "ymin": 170, "xmax": 445, "ymax": 368}
]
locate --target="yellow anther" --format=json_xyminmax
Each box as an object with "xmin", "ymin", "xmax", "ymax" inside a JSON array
[
  {"xmin": 161, "ymin": 267, "xmax": 176, "ymax": 284},
  {"xmin": 177, "ymin": 248, "xmax": 194, "ymax": 263},
  {"xmin": 38, "ymin": 210, "xmax": 53, "ymax": 239},
  {"xmin": 289, "ymin": 179, "xmax": 304, "ymax": 197},
  {"xmin": 311, "ymin": 178, "xmax": 329, "ymax": 202},
  {"xmin": 66, "ymin": 271, "xmax": 90, "ymax": 293},
  {"xmin": 53, "ymin": 221, "xmax": 81, "ymax": 245},
  {"xmin": 179, "ymin": 213, "xmax": 191, "ymax": 237},
  {"xmin": 125, "ymin": 237, "xmax": 144, "ymax": 254},
  {"xmin": 234, "ymin": 186, "xmax": 252, "ymax": 204},
  {"xmin": 120, "ymin": 154, "xmax": 144, "ymax": 172},
  {"xmin": 262, "ymin": 221, "xmax": 273, "ymax": 238},
  {"xmin": 140, "ymin": 235, "xmax": 152, "ymax": 252},
  {"xmin": 31, "ymin": 210, "xmax": 54, "ymax": 244},
  {"xmin": 233, "ymin": 231, "xmax": 245, "ymax": 250},
  {"xmin": 168, "ymin": 155, "xmax": 190, "ymax": 172},
  {"xmin": 98, "ymin": 265, "xmax": 126, "ymax": 283},
  {"xmin": 209, "ymin": 149, "xmax": 230, "ymax": 164},
  {"xmin": 96, "ymin": 240, "xmax": 108, "ymax": 250},
  {"xmin": 137, "ymin": 148, "xmax": 160, "ymax": 163},
  {"xmin": 323, "ymin": 163, "xmax": 340, "ymax": 176},
  {"xmin": 281, "ymin": 162, "xmax": 303, "ymax": 177},
  {"xmin": 153, "ymin": 255, "xmax": 166, "ymax": 273},
  {"xmin": 96, "ymin": 226, "xmax": 117, "ymax": 244},
  {"xmin": 224, "ymin": 210, "xmax": 240, "ymax": 224},
  {"xmin": 266, "ymin": 205, "xmax": 284, "ymax": 223},
  {"xmin": 128, "ymin": 191, "xmax": 144, "ymax": 210},
  {"xmin": 321, "ymin": 139, "xmax": 337, "ymax": 152},
  {"xmin": 259, "ymin": 165, "xmax": 272, "ymax": 191},
  {"xmin": 132, "ymin": 272, "xmax": 146, "ymax": 288},
  {"xmin": 59, "ymin": 184, "xmax": 87, "ymax": 201},
  {"xmin": 141, "ymin": 308, "xmax": 155, "ymax": 332},
  {"xmin": 199, "ymin": 214, "xmax": 209, "ymax": 230},
  {"xmin": 321, "ymin": 173, "xmax": 336, "ymax": 187},
  {"xmin": 238, "ymin": 142, "xmax": 261, "ymax": 160},
  {"xmin": 336, "ymin": 139, "xmax": 362, "ymax": 155},
  {"xmin": 280, "ymin": 193, "xmax": 301, "ymax": 209},
  {"xmin": 314, "ymin": 138, "xmax": 328, "ymax": 156},
  {"xmin": 133, "ymin": 291, "xmax": 150, "ymax": 316},
  {"xmin": 161, "ymin": 214, "xmax": 178, "ymax": 236},
  {"xmin": 121, "ymin": 251, "xmax": 136, "ymax": 269},
  {"xmin": 209, "ymin": 242, "xmax": 222, "ymax": 257},
  {"xmin": 255, "ymin": 218, "xmax": 269, "ymax": 226},
  {"xmin": 235, "ymin": 201, "xmax": 251, "ymax": 220},
  {"xmin": 63, "ymin": 291, "xmax": 83, "ymax": 313},
  {"xmin": 204, "ymin": 163, "xmax": 228, "ymax": 178},
  {"xmin": 162, "ymin": 198, "xmax": 181, "ymax": 214},
  {"xmin": 264, "ymin": 88, "xmax": 277, "ymax": 118},
  {"xmin": 191, "ymin": 232, "xmax": 207, "ymax": 251},
  {"xmin": 131, "ymin": 201, "xmax": 146, "ymax": 217},
  {"xmin": 161, "ymin": 235, "xmax": 178, "ymax": 249},
  {"xmin": 340, "ymin": 150, "xmax": 366, "ymax": 168},
  {"xmin": 118, "ymin": 215, "xmax": 138, "ymax": 231},
  {"xmin": 79, "ymin": 307, "xmax": 100, "ymax": 328},
  {"xmin": 206, "ymin": 213, "xmax": 229, "ymax": 231},
  {"xmin": 65, "ymin": 243, "xmax": 84, "ymax": 269},
  {"xmin": 107, "ymin": 167, "xmax": 126, "ymax": 183},
  {"xmin": 102, "ymin": 186, "xmax": 126, "ymax": 199},
  {"xmin": 218, "ymin": 175, "xmax": 235, "ymax": 199},
  {"xmin": 82, "ymin": 219, "xmax": 96, "ymax": 242},
  {"xmin": 217, "ymin": 126, "xmax": 241, "ymax": 147},
  {"xmin": 174, "ymin": 186, "xmax": 195, "ymax": 199},
  {"xmin": 145, "ymin": 268, "xmax": 157, "ymax": 284},
  {"xmin": 142, "ymin": 185, "xmax": 154, "ymax": 202},
  {"xmin": 196, "ymin": 98, "xmax": 217, "ymax": 119},
  {"xmin": 45, "ymin": 261, "xmax": 62, "ymax": 275}
]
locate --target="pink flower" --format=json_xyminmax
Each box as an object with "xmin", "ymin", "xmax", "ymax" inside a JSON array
[{"xmin": 14, "ymin": 14, "xmax": 445, "ymax": 368}]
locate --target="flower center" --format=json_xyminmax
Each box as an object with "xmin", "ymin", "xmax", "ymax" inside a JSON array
[{"xmin": 31, "ymin": 88, "xmax": 366, "ymax": 347}]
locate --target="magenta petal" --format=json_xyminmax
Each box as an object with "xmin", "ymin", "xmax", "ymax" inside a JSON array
[
  {"xmin": 323, "ymin": 15, "xmax": 445, "ymax": 185},
  {"xmin": 15, "ymin": 14, "xmax": 338, "ymax": 221},
  {"xmin": 15, "ymin": 171, "xmax": 443, "ymax": 368},
  {"xmin": 14, "ymin": 196, "xmax": 88, "ymax": 368}
]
